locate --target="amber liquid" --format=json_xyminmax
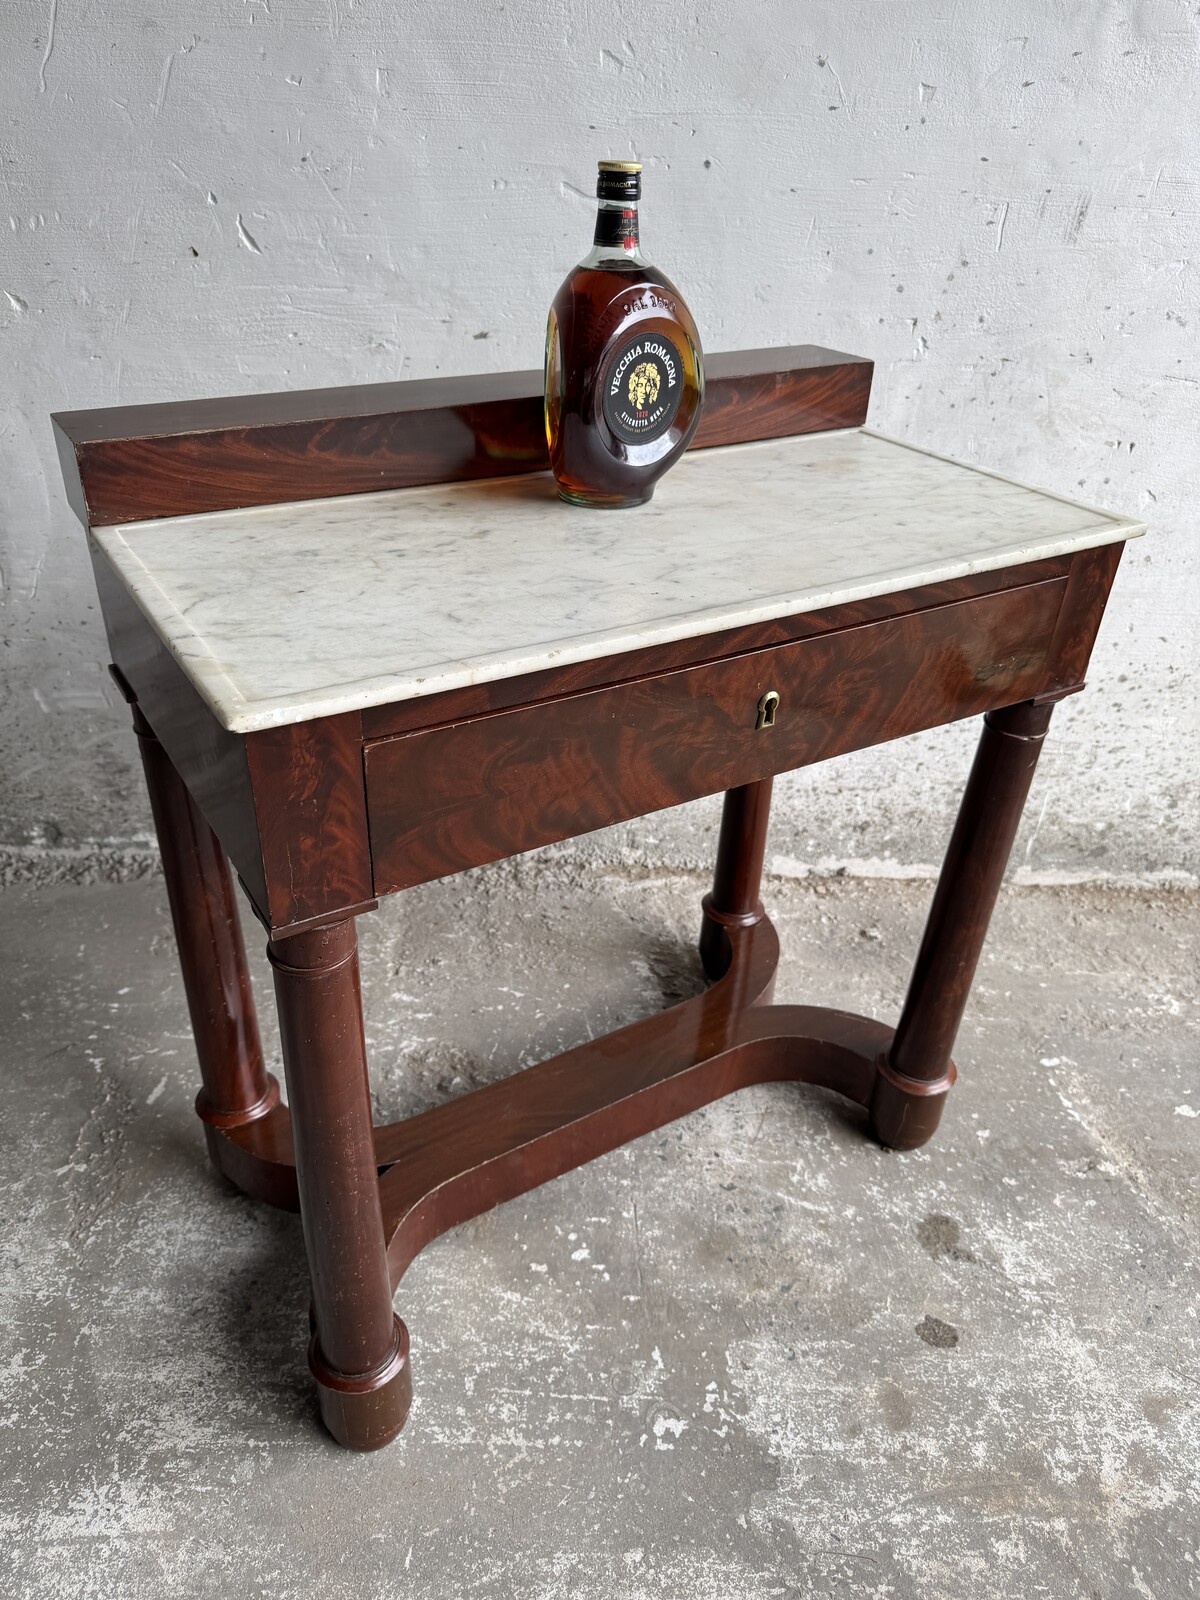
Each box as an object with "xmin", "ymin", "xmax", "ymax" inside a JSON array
[{"xmin": 545, "ymin": 260, "xmax": 704, "ymax": 508}]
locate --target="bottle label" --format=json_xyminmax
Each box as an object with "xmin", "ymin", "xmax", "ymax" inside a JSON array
[
  {"xmin": 593, "ymin": 207, "xmax": 640, "ymax": 252},
  {"xmin": 602, "ymin": 332, "xmax": 684, "ymax": 445}
]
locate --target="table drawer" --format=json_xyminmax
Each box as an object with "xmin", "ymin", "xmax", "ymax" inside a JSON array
[{"xmin": 365, "ymin": 577, "xmax": 1067, "ymax": 892}]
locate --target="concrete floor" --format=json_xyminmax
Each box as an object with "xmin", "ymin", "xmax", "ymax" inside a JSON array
[{"xmin": 1, "ymin": 861, "xmax": 1197, "ymax": 1600}]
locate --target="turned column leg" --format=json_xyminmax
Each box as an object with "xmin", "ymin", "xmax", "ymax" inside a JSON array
[
  {"xmin": 700, "ymin": 778, "xmax": 774, "ymax": 981},
  {"xmin": 133, "ymin": 705, "xmax": 278, "ymax": 1141},
  {"xmin": 268, "ymin": 920, "xmax": 411, "ymax": 1450},
  {"xmin": 870, "ymin": 699, "xmax": 1055, "ymax": 1151}
]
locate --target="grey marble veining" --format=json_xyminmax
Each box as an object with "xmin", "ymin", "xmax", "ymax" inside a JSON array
[{"xmin": 92, "ymin": 429, "xmax": 1144, "ymax": 734}]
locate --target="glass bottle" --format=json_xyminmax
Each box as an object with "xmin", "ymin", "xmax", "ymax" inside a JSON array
[{"xmin": 545, "ymin": 160, "xmax": 704, "ymax": 508}]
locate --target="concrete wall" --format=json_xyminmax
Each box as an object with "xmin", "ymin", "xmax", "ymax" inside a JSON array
[{"xmin": 3, "ymin": 1, "xmax": 1196, "ymax": 885}]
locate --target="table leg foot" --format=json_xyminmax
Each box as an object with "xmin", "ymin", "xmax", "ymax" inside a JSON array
[
  {"xmin": 309, "ymin": 1314, "xmax": 412, "ymax": 1451},
  {"xmin": 868, "ymin": 1054, "xmax": 956, "ymax": 1152},
  {"xmin": 269, "ymin": 919, "xmax": 407, "ymax": 1450}
]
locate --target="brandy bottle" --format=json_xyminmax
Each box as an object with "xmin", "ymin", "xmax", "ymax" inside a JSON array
[{"xmin": 544, "ymin": 160, "xmax": 704, "ymax": 508}]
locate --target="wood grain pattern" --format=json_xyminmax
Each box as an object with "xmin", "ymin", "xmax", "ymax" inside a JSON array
[
  {"xmin": 358, "ymin": 556, "xmax": 1074, "ymax": 741},
  {"xmin": 244, "ymin": 712, "xmax": 375, "ymax": 937},
  {"xmin": 1041, "ymin": 540, "xmax": 1125, "ymax": 693},
  {"xmin": 52, "ymin": 346, "xmax": 871, "ymax": 526},
  {"xmin": 691, "ymin": 346, "xmax": 872, "ymax": 449},
  {"xmin": 365, "ymin": 577, "xmax": 1068, "ymax": 892}
]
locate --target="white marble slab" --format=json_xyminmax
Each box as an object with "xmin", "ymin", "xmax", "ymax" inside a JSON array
[{"xmin": 92, "ymin": 428, "xmax": 1144, "ymax": 734}]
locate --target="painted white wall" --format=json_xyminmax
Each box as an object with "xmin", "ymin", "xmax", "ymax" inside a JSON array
[{"xmin": 2, "ymin": 1, "xmax": 1196, "ymax": 883}]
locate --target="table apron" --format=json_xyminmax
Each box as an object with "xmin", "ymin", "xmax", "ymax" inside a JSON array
[{"xmin": 364, "ymin": 575, "xmax": 1068, "ymax": 892}]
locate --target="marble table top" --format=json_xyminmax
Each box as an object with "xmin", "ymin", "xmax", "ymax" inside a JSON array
[{"xmin": 92, "ymin": 428, "xmax": 1144, "ymax": 734}]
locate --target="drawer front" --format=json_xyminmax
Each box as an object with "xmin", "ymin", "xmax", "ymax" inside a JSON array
[{"xmin": 366, "ymin": 578, "xmax": 1066, "ymax": 892}]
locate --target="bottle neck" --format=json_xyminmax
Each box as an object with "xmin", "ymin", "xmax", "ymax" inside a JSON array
[{"xmin": 583, "ymin": 197, "xmax": 648, "ymax": 267}]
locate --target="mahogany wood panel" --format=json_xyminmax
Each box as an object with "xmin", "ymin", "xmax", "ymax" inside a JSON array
[
  {"xmin": 691, "ymin": 346, "xmax": 872, "ymax": 449},
  {"xmin": 244, "ymin": 713, "xmax": 375, "ymax": 937},
  {"xmin": 1041, "ymin": 540, "xmax": 1125, "ymax": 692},
  {"xmin": 52, "ymin": 346, "xmax": 871, "ymax": 526},
  {"xmin": 359, "ymin": 556, "xmax": 1074, "ymax": 741},
  {"xmin": 365, "ymin": 577, "xmax": 1068, "ymax": 892}
]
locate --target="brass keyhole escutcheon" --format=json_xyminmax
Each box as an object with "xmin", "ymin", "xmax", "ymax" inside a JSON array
[{"xmin": 755, "ymin": 689, "xmax": 781, "ymax": 730}]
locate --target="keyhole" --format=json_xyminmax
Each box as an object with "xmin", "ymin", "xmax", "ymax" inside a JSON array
[{"xmin": 755, "ymin": 689, "xmax": 780, "ymax": 730}]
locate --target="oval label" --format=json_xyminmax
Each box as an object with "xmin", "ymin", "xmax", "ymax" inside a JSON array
[{"xmin": 602, "ymin": 332, "xmax": 684, "ymax": 444}]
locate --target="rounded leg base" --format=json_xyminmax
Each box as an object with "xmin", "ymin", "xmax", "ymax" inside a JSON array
[
  {"xmin": 309, "ymin": 1315, "xmax": 412, "ymax": 1451},
  {"xmin": 195, "ymin": 1073, "xmax": 281, "ymax": 1130},
  {"xmin": 699, "ymin": 893, "xmax": 764, "ymax": 982},
  {"xmin": 868, "ymin": 1054, "xmax": 956, "ymax": 1152}
]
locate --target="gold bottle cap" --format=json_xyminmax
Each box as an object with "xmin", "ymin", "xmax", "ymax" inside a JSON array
[{"xmin": 597, "ymin": 160, "xmax": 643, "ymax": 173}]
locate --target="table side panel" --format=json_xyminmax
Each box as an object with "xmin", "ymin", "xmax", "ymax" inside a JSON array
[
  {"xmin": 244, "ymin": 715, "xmax": 375, "ymax": 936},
  {"xmin": 1040, "ymin": 540, "xmax": 1125, "ymax": 690},
  {"xmin": 365, "ymin": 576, "xmax": 1069, "ymax": 893}
]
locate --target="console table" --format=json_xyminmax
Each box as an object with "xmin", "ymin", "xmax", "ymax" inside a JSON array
[{"xmin": 53, "ymin": 348, "xmax": 1143, "ymax": 1451}]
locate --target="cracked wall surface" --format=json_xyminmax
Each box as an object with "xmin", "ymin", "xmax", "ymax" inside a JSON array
[{"xmin": 1, "ymin": 2, "xmax": 1196, "ymax": 881}]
